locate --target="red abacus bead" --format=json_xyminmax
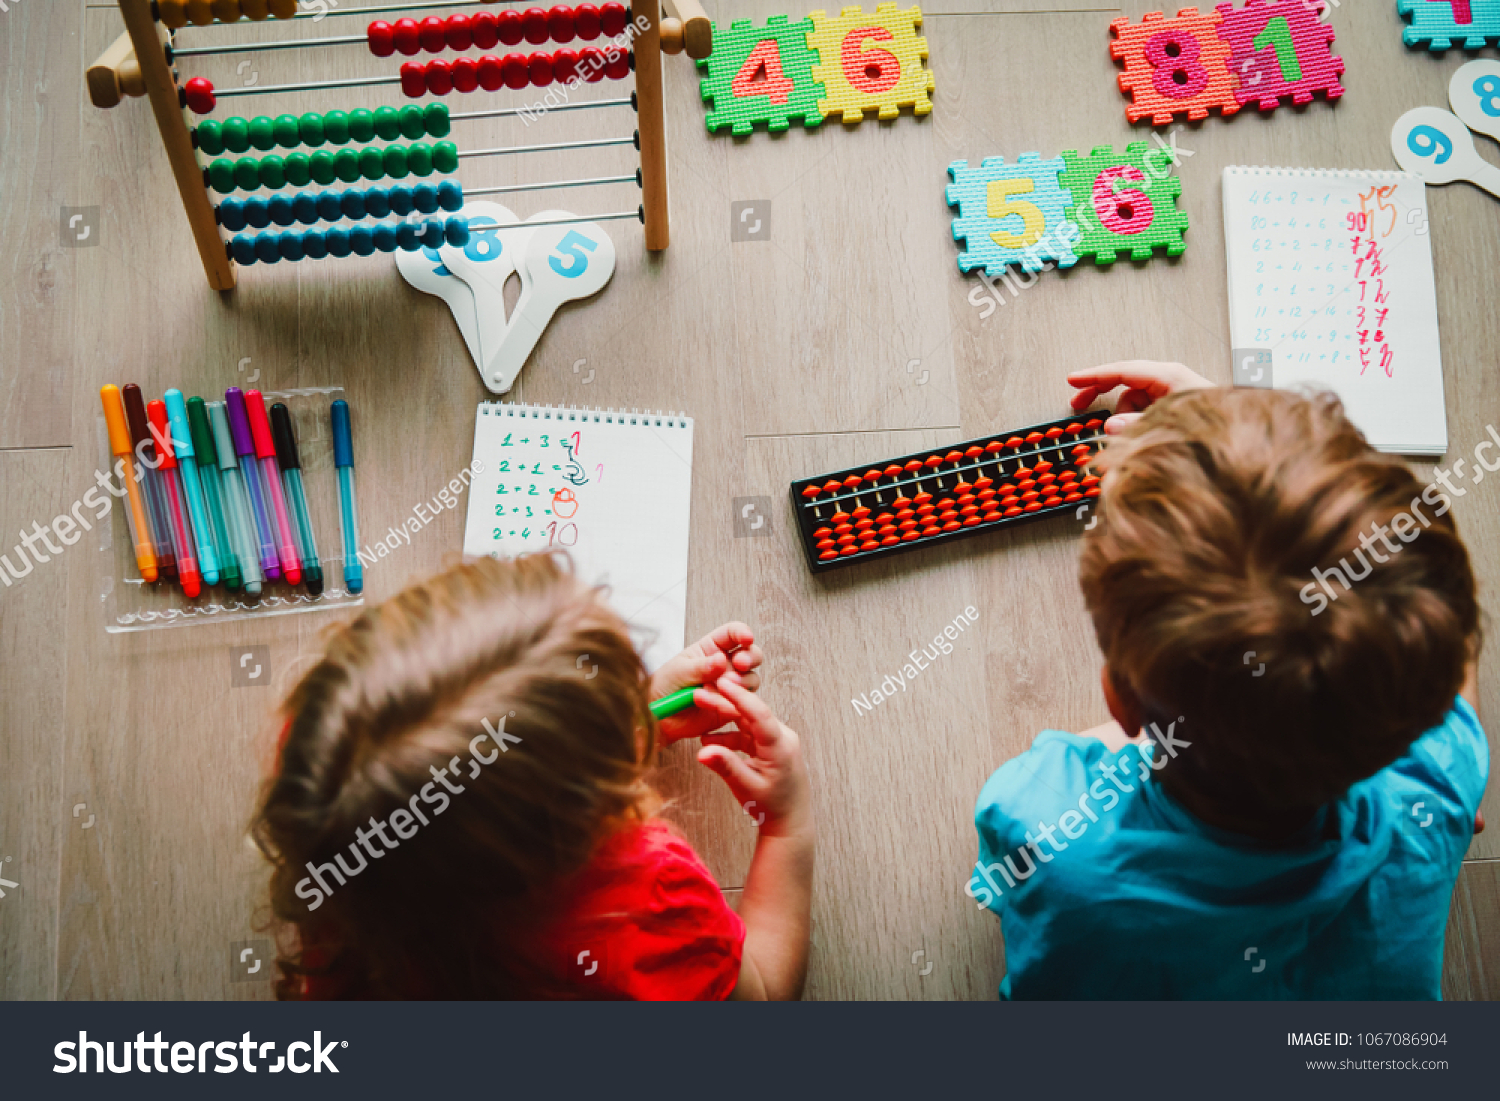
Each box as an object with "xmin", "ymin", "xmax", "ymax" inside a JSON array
[
  {"xmin": 452, "ymin": 56, "xmax": 480, "ymax": 92},
  {"xmin": 1066, "ymin": 423, "xmax": 1083, "ymax": 435},
  {"xmin": 801, "ymin": 485, "xmax": 822, "ymax": 500},
  {"xmin": 882, "ymin": 536, "xmax": 900, "ymax": 546},
  {"xmin": 1085, "ymin": 487, "xmax": 1101, "ymax": 497},
  {"xmin": 820, "ymin": 550, "xmax": 838, "ymax": 560},
  {"xmin": 548, "ymin": 5, "xmax": 575, "ymax": 41},
  {"xmin": 600, "ymin": 1, "xmax": 627, "ymax": 36},
  {"xmin": 184, "ymin": 77, "xmax": 217, "ymax": 114},
  {"xmin": 393, "ymin": 18, "xmax": 421, "ymax": 54},
  {"xmin": 529, "ymin": 52, "xmax": 554, "ymax": 85},
  {"xmin": 1064, "ymin": 492, "xmax": 1082, "ymax": 502},
  {"xmin": 579, "ymin": 45, "xmax": 606, "ymax": 80},
  {"xmin": 860, "ymin": 541, "xmax": 879, "ymax": 551},
  {"xmin": 1043, "ymin": 496, "xmax": 1062, "ymax": 508},
  {"xmin": 426, "ymin": 59, "xmax": 454, "ymax": 95},
  {"xmin": 813, "ymin": 526, "xmax": 832, "ymax": 539},
  {"xmin": 420, "ymin": 16, "xmax": 447, "ymax": 53},
  {"xmin": 368, "ymin": 20, "xmax": 396, "ymax": 57},
  {"xmin": 553, "ymin": 48, "xmax": 578, "ymax": 82},
  {"xmin": 501, "ymin": 52, "xmax": 530, "ymax": 88},
  {"xmin": 839, "ymin": 545, "xmax": 858, "ymax": 557},
  {"xmin": 1026, "ymin": 432, "xmax": 1044, "ymax": 444},
  {"xmin": 963, "ymin": 517, "xmax": 982, "ymax": 528},
  {"xmin": 1005, "ymin": 436, "xmax": 1024, "ymax": 448},
  {"xmin": 497, "ymin": 8, "xmax": 524, "ymax": 45},
  {"xmin": 901, "ymin": 531, "xmax": 921, "ymax": 542},
  {"xmin": 522, "ymin": 6, "xmax": 550, "ymax": 43},
  {"xmin": 472, "ymin": 11, "xmax": 500, "ymax": 49},
  {"xmin": 477, "ymin": 55, "xmax": 505, "ymax": 91},
  {"xmin": 1004, "ymin": 506, "xmax": 1023, "ymax": 517},
  {"xmin": 574, "ymin": 2, "xmax": 601, "ymax": 38},
  {"xmin": 1024, "ymin": 503, "xmax": 1043, "ymax": 513},
  {"xmin": 446, "ymin": 14, "xmax": 474, "ymax": 51},
  {"xmin": 1085, "ymin": 419, "xmax": 1103, "ymax": 430},
  {"xmin": 400, "ymin": 62, "xmax": 427, "ymax": 97}
]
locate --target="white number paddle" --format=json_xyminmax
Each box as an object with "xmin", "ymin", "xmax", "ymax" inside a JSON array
[
  {"xmin": 1391, "ymin": 106, "xmax": 1500, "ymax": 198},
  {"xmin": 1449, "ymin": 59, "xmax": 1500, "ymax": 143}
]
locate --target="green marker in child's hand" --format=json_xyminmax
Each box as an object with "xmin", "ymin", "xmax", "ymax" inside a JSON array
[{"xmin": 650, "ymin": 686, "xmax": 698, "ymax": 719}]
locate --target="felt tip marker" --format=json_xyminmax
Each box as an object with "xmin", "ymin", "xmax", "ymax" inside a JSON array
[
  {"xmin": 122, "ymin": 384, "xmax": 177, "ymax": 582},
  {"xmin": 186, "ymin": 397, "xmax": 242, "ymax": 591},
  {"xmin": 225, "ymin": 387, "xmax": 282, "ymax": 582},
  {"xmin": 147, "ymin": 399, "xmax": 202, "ymax": 599},
  {"xmin": 164, "ymin": 390, "xmax": 220, "ymax": 586},
  {"xmin": 269, "ymin": 403, "xmax": 323, "ymax": 596},
  {"xmin": 330, "ymin": 399, "xmax": 362, "ymax": 595},
  {"xmin": 209, "ymin": 401, "xmax": 263, "ymax": 596},
  {"xmin": 649, "ymin": 687, "xmax": 699, "ymax": 720},
  {"xmin": 99, "ymin": 385, "xmax": 158, "ymax": 583},
  {"xmin": 245, "ymin": 390, "xmax": 302, "ymax": 586}
]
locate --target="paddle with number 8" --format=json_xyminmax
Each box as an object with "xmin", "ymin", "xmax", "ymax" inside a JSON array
[{"xmin": 1449, "ymin": 59, "xmax": 1500, "ymax": 143}]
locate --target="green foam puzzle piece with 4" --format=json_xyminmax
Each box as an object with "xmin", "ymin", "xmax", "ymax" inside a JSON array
[{"xmin": 698, "ymin": 16, "xmax": 826, "ymax": 135}]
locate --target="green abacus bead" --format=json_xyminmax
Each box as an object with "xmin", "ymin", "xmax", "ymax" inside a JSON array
[
  {"xmin": 233, "ymin": 157, "xmax": 261, "ymax": 192},
  {"xmin": 432, "ymin": 141, "xmax": 458, "ymax": 175},
  {"xmin": 197, "ymin": 120, "xmax": 224, "ymax": 156},
  {"xmin": 348, "ymin": 108, "xmax": 376, "ymax": 144},
  {"xmin": 373, "ymin": 106, "xmax": 402, "ymax": 142},
  {"xmin": 398, "ymin": 105, "xmax": 426, "ymax": 140},
  {"xmin": 298, "ymin": 112, "xmax": 325, "ymax": 147},
  {"xmin": 406, "ymin": 143, "xmax": 433, "ymax": 177},
  {"xmin": 309, "ymin": 150, "xmax": 337, "ymax": 186},
  {"xmin": 358, "ymin": 146, "xmax": 385, "ymax": 181},
  {"xmin": 274, "ymin": 114, "xmax": 301, "ymax": 149},
  {"xmin": 284, "ymin": 152, "xmax": 311, "ymax": 187},
  {"xmin": 248, "ymin": 116, "xmax": 276, "ymax": 151},
  {"xmin": 383, "ymin": 145, "xmax": 409, "ymax": 179},
  {"xmin": 323, "ymin": 110, "xmax": 350, "ymax": 145},
  {"xmin": 424, "ymin": 103, "xmax": 451, "ymax": 138},
  {"xmin": 221, "ymin": 117, "xmax": 250, "ymax": 154},
  {"xmin": 333, "ymin": 148, "xmax": 361, "ymax": 183},
  {"xmin": 208, "ymin": 158, "xmax": 237, "ymax": 194},
  {"xmin": 259, "ymin": 154, "xmax": 287, "ymax": 190}
]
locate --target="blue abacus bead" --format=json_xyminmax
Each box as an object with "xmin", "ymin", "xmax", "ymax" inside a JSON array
[
  {"xmin": 317, "ymin": 190, "xmax": 344, "ymax": 224},
  {"xmin": 268, "ymin": 195, "xmax": 296, "ymax": 227},
  {"xmin": 293, "ymin": 191, "xmax": 320, "ymax": 226},
  {"xmin": 244, "ymin": 197, "xmax": 272, "ymax": 230},
  {"xmin": 396, "ymin": 222, "xmax": 420, "ymax": 251},
  {"xmin": 437, "ymin": 180, "xmax": 464, "ymax": 212},
  {"xmin": 340, "ymin": 189, "xmax": 367, "ymax": 221},
  {"xmin": 230, "ymin": 234, "xmax": 258, "ymax": 265},
  {"xmin": 218, "ymin": 199, "xmax": 247, "ymax": 232},
  {"xmin": 444, "ymin": 217, "xmax": 470, "ymax": 246},
  {"xmin": 326, "ymin": 227, "xmax": 352, "ymax": 258},
  {"xmin": 254, "ymin": 233, "xmax": 282, "ymax": 265},
  {"xmin": 350, "ymin": 225, "xmax": 375, "ymax": 256},
  {"xmin": 303, "ymin": 231, "xmax": 329, "ymax": 260},
  {"xmin": 388, "ymin": 186, "xmax": 415, "ymax": 216},
  {"xmin": 365, "ymin": 188, "xmax": 392, "ymax": 220},
  {"xmin": 419, "ymin": 219, "xmax": 445, "ymax": 248},
  {"xmin": 413, "ymin": 184, "xmax": 439, "ymax": 214},
  {"xmin": 279, "ymin": 230, "xmax": 306, "ymax": 262},
  {"xmin": 372, "ymin": 223, "xmax": 398, "ymax": 253}
]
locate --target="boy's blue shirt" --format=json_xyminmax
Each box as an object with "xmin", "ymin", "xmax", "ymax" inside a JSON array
[{"xmin": 969, "ymin": 699, "xmax": 1488, "ymax": 1000}]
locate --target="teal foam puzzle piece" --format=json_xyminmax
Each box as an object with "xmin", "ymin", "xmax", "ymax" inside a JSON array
[
  {"xmin": 1397, "ymin": 0, "xmax": 1500, "ymax": 51},
  {"xmin": 697, "ymin": 16, "xmax": 826, "ymax": 135},
  {"xmin": 1058, "ymin": 143, "xmax": 1189, "ymax": 265},
  {"xmin": 946, "ymin": 154, "xmax": 1079, "ymax": 275}
]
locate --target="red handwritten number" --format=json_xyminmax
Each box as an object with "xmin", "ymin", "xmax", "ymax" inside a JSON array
[
  {"xmin": 595, "ymin": 463, "xmax": 604, "ymax": 482},
  {"xmin": 1430, "ymin": 0, "xmax": 1474, "ymax": 25},
  {"xmin": 569, "ymin": 431, "xmax": 581, "ymax": 455},
  {"xmin": 731, "ymin": 40, "xmax": 797, "ymax": 105},
  {"xmin": 840, "ymin": 27, "xmax": 901, "ymax": 94},
  {"xmin": 546, "ymin": 521, "xmax": 578, "ymax": 547}
]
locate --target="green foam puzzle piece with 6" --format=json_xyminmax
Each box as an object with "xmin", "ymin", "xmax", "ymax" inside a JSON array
[
  {"xmin": 1058, "ymin": 142, "xmax": 1190, "ymax": 264},
  {"xmin": 698, "ymin": 16, "xmax": 826, "ymax": 135}
]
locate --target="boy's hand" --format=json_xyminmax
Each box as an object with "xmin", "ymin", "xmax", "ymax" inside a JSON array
[
  {"xmin": 1068, "ymin": 361, "xmax": 1214, "ymax": 434},
  {"xmin": 697, "ymin": 677, "xmax": 812, "ymax": 839},
  {"xmin": 650, "ymin": 622, "xmax": 763, "ymax": 745}
]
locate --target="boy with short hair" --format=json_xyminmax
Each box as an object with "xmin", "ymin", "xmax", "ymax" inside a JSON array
[{"xmin": 968, "ymin": 362, "xmax": 1487, "ymax": 999}]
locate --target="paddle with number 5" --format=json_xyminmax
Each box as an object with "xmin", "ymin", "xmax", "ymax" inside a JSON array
[
  {"xmin": 1391, "ymin": 106, "xmax": 1500, "ymax": 198},
  {"xmin": 482, "ymin": 222, "xmax": 616, "ymax": 395}
]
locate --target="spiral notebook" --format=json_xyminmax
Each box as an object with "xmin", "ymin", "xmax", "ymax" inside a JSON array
[
  {"xmin": 1223, "ymin": 166, "xmax": 1447, "ymax": 456},
  {"xmin": 462, "ymin": 403, "xmax": 695, "ymax": 672}
]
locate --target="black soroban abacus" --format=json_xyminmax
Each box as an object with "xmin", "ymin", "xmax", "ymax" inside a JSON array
[{"xmin": 789, "ymin": 412, "xmax": 1111, "ymax": 572}]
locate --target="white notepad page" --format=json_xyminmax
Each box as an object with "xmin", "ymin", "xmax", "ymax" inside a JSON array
[
  {"xmin": 1223, "ymin": 166, "xmax": 1447, "ymax": 456},
  {"xmin": 462, "ymin": 403, "xmax": 694, "ymax": 672}
]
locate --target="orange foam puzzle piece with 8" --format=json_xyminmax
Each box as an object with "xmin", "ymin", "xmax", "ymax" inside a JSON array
[{"xmin": 1111, "ymin": 7, "xmax": 1241, "ymax": 126}]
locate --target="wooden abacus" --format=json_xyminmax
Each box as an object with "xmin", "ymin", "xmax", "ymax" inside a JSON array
[
  {"xmin": 790, "ymin": 412, "xmax": 1111, "ymax": 572},
  {"xmin": 86, "ymin": 0, "xmax": 711, "ymax": 290}
]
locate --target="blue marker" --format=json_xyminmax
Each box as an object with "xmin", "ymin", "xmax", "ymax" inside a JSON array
[
  {"xmin": 331, "ymin": 399, "xmax": 362, "ymax": 595},
  {"xmin": 164, "ymin": 389, "xmax": 221, "ymax": 586}
]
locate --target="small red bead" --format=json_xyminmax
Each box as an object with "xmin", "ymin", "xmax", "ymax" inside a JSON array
[
  {"xmin": 901, "ymin": 532, "xmax": 920, "ymax": 542},
  {"xmin": 1043, "ymin": 496, "xmax": 1062, "ymax": 508},
  {"xmin": 425, "ymin": 59, "xmax": 454, "ymax": 95},
  {"xmin": 477, "ymin": 55, "xmax": 505, "ymax": 91},
  {"xmin": 368, "ymin": 20, "xmax": 395, "ymax": 57},
  {"xmin": 393, "ymin": 17, "xmax": 421, "ymax": 55},
  {"xmin": 184, "ymin": 76, "xmax": 216, "ymax": 114},
  {"xmin": 600, "ymin": 1, "xmax": 628, "ymax": 36},
  {"xmin": 1085, "ymin": 487, "xmax": 1101, "ymax": 497},
  {"xmin": 1004, "ymin": 506, "xmax": 1023, "ymax": 517},
  {"xmin": 501, "ymin": 52, "xmax": 531, "ymax": 89},
  {"xmin": 522, "ymin": 6, "xmax": 550, "ymax": 44},
  {"xmin": 963, "ymin": 517, "xmax": 982, "ymax": 527},
  {"xmin": 574, "ymin": 3, "xmax": 601, "ymax": 39},
  {"xmin": 552, "ymin": 47, "xmax": 578, "ymax": 83},
  {"xmin": 820, "ymin": 551, "xmax": 838, "ymax": 561},
  {"xmin": 839, "ymin": 545, "xmax": 858, "ymax": 556},
  {"xmin": 1024, "ymin": 502, "xmax": 1043, "ymax": 513},
  {"xmin": 881, "ymin": 536, "xmax": 901, "ymax": 546},
  {"xmin": 472, "ymin": 11, "xmax": 500, "ymax": 49},
  {"xmin": 446, "ymin": 13, "xmax": 474, "ymax": 51},
  {"xmin": 579, "ymin": 45, "xmax": 606, "ymax": 81},
  {"xmin": 496, "ymin": 9, "xmax": 524, "ymax": 45},
  {"xmin": 400, "ymin": 62, "xmax": 427, "ymax": 97},
  {"xmin": 529, "ymin": 51, "xmax": 554, "ymax": 85},
  {"xmin": 549, "ymin": 4, "xmax": 575, "ymax": 41},
  {"xmin": 420, "ymin": 16, "xmax": 447, "ymax": 53},
  {"xmin": 452, "ymin": 56, "xmax": 479, "ymax": 92}
]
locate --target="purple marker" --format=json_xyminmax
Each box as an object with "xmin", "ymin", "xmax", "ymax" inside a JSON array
[{"xmin": 226, "ymin": 387, "xmax": 282, "ymax": 582}]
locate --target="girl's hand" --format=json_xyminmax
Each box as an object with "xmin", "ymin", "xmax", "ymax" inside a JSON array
[
  {"xmin": 697, "ymin": 677, "xmax": 811, "ymax": 839},
  {"xmin": 1067, "ymin": 360, "xmax": 1214, "ymax": 434},
  {"xmin": 650, "ymin": 622, "xmax": 763, "ymax": 745}
]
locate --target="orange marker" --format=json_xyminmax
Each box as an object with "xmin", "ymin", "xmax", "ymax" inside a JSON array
[
  {"xmin": 100, "ymin": 385, "xmax": 158, "ymax": 583},
  {"xmin": 147, "ymin": 399, "xmax": 202, "ymax": 599}
]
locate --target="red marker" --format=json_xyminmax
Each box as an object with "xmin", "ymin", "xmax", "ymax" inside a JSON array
[
  {"xmin": 147, "ymin": 399, "xmax": 202, "ymax": 598},
  {"xmin": 245, "ymin": 390, "xmax": 302, "ymax": 586}
]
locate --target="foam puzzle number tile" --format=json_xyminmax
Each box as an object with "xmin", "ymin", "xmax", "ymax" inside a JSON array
[
  {"xmin": 1058, "ymin": 143, "xmax": 1189, "ymax": 264},
  {"xmin": 698, "ymin": 16, "xmax": 825, "ymax": 134},
  {"xmin": 947, "ymin": 155, "xmax": 1079, "ymax": 275},
  {"xmin": 1398, "ymin": 0, "xmax": 1500, "ymax": 51},
  {"xmin": 808, "ymin": 3, "xmax": 934, "ymax": 123},
  {"xmin": 1111, "ymin": 7, "xmax": 1240, "ymax": 125},
  {"xmin": 1216, "ymin": 0, "xmax": 1343, "ymax": 111}
]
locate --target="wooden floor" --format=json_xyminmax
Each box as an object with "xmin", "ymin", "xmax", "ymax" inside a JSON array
[{"xmin": 2, "ymin": 1, "xmax": 1497, "ymax": 1000}]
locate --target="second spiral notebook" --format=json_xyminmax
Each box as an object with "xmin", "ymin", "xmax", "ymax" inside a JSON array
[{"xmin": 461, "ymin": 403, "xmax": 694, "ymax": 672}]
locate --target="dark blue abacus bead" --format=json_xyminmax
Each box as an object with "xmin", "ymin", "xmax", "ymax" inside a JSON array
[
  {"xmin": 254, "ymin": 234, "xmax": 282, "ymax": 265},
  {"xmin": 373, "ymin": 223, "xmax": 399, "ymax": 253},
  {"xmin": 244, "ymin": 198, "xmax": 272, "ymax": 230},
  {"xmin": 419, "ymin": 219, "xmax": 444, "ymax": 248},
  {"xmin": 326, "ymin": 227, "xmax": 352, "ymax": 258},
  {"xmin": 340, "ymin": 190, "xmax": 367, "ymax": 221},
  {"xmin": 365, "ymin": 188, "xmax": 392, "ymax": 220},
  {"xmin": 293, "ymin": 192, "xmax": 320, "ymax": 226},
  {"xmin": 230, "ymin": 235, "xmax": 258, "ymax": 265},
  {"xmin": 413, "ymin": 184, "xmax": 439, "ymax": 214},
  {"xmin": 437, "ymin": 180, "xmax": 464, "ymax": 212},
  {"xmin": 444, "ymin": 217, "xmax": 469, "ymax": 246},
  {"xmin": 317, "ymin": 190, "xmax": 344, "ymax": 224},
  {"xmin": 303, "ymin": 231, "xmax": 329, "ymax": 260},
  {"xmin": 268, "ymin": 195, "xmax": 296, "ymax": 227},
  {"xmin": 350, "ymin": 225, "xmax": 375, "ymax": 256},
  {"xmin": 396, "ymin": 222, "xmax": 421, "ymax": 251},
  {"xmin": 279, "ymin": 231, "xmax": 306, "ymax": 262},
  {"xmin": 218, "ymin": 200, "xmax": 247, "ymax": 232},
  {"xmin": 388, "ymin": 186, "xmax": 415, "ymax": 217}
]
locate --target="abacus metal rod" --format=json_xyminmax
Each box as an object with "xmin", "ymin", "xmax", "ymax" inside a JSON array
[
  {"xmin": 469, "ymin": 210, "xmax": 642, "ymax": 230},
  {"xmin": 213, "ymin": 73, "xmax": 402, "ymax": 99},
  {"xmin": 448, "ymin": 96, "xmax": 633, "ymax": 121},
  {"xmin": 286, "ymin": 0, "xmax": 517, "ymax": 19},
  {"xmin": 170, "ymin": 34, "xmax": 366, "ymax": 58},
  {"xmin": 464, "ymin": 172, "xmax": 638, "ymax": 196},
  {"xmin": 458, "ymin": 135, "xmax": 636, "ymax": 158}
]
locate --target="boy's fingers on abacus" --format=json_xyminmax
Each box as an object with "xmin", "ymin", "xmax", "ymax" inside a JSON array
[
  {"xmin": 1103, "ymin": 412, "xmax": 1143, "ymax": 435},
  {"xmin": 1070, "ymin": 385, "xmax": 1103, "ymax": 411}
]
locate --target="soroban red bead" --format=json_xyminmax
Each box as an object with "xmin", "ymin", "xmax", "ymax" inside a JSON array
[
  {"xmin": 529, "ymin": 52, "xmax": 554, "ymax": 85},
  {"xmin": 522, "ymin": 7, "xmax": 550, "ymax": 44},
  {"xmin": 472, "ymin": 11, "xmax": 500, "ymax": 49},
  {"xmin": 603, "ymin": 45, "xmax": 630, "ymax": 79},
  {"xmin": 548, "ymin": 5, "xmax": 576, "ymax": 41},
  {"xmin": 400, "ymin": 61, "xmax": 427, "ymax": 97},
  {"xmin": 368, "ymin": 20, "xmax": 395, "ymax": 57},
  {"xmin": 393, "ymin": 18, "xmax": 421, "ymax": 55},
  {"xmin": 553, "ymin": 48, "xmax": 578, "ymax": 82},
  {"xmin": 420, "ymin": 16, "xmax": 447, "ymax": 53},
  {"xmin": 501, "ymin": 52, "xmax": 531, "ymax": 89},
  {"xmin": 425, "ymin": 59, "xmax": 454, "ymax": 96},
  {"xmin": 452, "ymin": 56, "xmax": 480, "ymax": 92},
  {"xmin": 184, "ymin": 76, "xmax": 217, "ymax": 114},
  {"xmin": 574, "ymin": 3, "xmax": 600, "ymax": 39},
  {"xmin": 496, "ymin": 9, "xmax": 524, "ymax": 45},
  {"xmin": 600, "ymin": 1, "xmax": 628, "ymax": 36},
  {"xmin": 579, "ymin": 46, "xmax": 605, "ymax": 81},
  {"xmin": 446, "ymin": 14, "xmax": 473, "ymax": 51},
  {"xmin": 477, "ymin": 55, "xmax": 505, "ymax": 91}
]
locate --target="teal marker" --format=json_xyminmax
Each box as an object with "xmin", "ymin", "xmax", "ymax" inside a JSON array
[
  {"xmin": 163, "ymin": 389, "xmax": 221, "ymax": 586},
  {"xmin": 208, "ymin": 401, "xmax": 263, "ymax": 596},
  {"xmin": 269, "ymin": 403, "xmax": 323, "ymax": 596},
  {"xmin": 330, "ymin": 399, "xmax": 362, "ymax": 595},
  {"xmin": 185, "ymin": 397, "xmax": 242, "ymax": 590}
]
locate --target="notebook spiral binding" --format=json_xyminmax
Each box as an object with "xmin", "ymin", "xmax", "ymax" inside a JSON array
[
  {"xmin": 478, "ymin": 402, "xmax": 691, "ymax": 429},
  {"xmin": 1224, "ymin": 166, "xmax": 1415, "ymax": 181}
]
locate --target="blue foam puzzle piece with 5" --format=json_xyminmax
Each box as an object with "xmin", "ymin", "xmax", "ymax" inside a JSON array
[
  {"xmin": 946, "ymin": 154, "xmax": 1079, "ymax": 275},
  {"xmin": 1397, "ymin": 0, "xmax": 1500, "ymax": 51}
]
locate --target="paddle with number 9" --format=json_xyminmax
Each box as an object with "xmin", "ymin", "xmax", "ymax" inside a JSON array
[{"xmin": 1391, "ymin": 105, "xmax": 1500, "ymax": 196}]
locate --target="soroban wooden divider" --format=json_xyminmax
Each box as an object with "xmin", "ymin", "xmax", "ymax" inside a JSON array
[{"xmin": 87, "ymin": 0, "xmax": 712, "ymax": 290}]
